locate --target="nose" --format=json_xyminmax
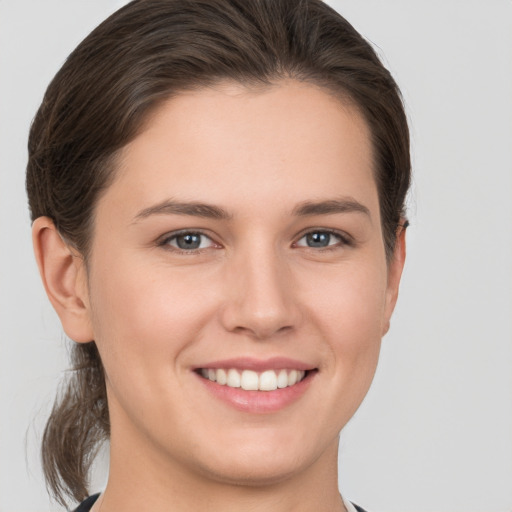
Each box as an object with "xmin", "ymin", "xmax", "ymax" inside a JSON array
[{"xmin": 219, "ymin": 245, "xmax": 301, "ymax": 340}]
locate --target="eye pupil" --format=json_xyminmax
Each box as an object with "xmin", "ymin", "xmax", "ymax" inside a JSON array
[
  {"xmin": 176, "ymin": 233, "xmax": 202, "ymax": 249},
  {"xmin": 306, "ymin": 232, "xmax": 330, "ymax": 247}
]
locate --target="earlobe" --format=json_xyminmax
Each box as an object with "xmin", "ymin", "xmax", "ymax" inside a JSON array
[
  {"xmin": 382, "ymin": 222, "xmax": 407, "ymax": 336},
  {"xmin": 32, "ymin": 217, "xmax": 94, "ymax": 343}
]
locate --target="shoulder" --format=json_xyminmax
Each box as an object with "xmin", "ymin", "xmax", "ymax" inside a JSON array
[{"xmin": 71, "ymin": 493, "xmax": 100, "ymax": 512}]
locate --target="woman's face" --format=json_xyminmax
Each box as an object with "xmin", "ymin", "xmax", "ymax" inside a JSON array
[{"xmin": 79, "ymin": 81, "xmax": 404, "ymax": 484}]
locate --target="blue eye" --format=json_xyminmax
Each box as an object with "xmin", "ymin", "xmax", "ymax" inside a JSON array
[
  {"xmin": 295, "ymin": 231, "xmax": 346, "ymax": 248},
  {"xmin": 164, "ymin": 232, "xmax": 215, "ymax": 251}
]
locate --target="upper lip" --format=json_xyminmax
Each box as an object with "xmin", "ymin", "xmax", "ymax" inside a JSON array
[{"xmin": 195, "ymin": 357, "xmax": 316, "ymax": 372}]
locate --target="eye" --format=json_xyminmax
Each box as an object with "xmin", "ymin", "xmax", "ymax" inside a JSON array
[
  {"xmin": 294, "ymin": 230, "xmax": 348, "ymax": 249},
  {"xmin": 161, "ymin": 231, "xmax": 217, "ymax": 251}
]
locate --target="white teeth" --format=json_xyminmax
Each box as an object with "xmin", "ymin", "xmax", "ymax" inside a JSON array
[
  {"xmin": 276, "ymin": 369, "xmax": 288, "ymax": 388},
  {"xmin": 227, "ymin": 368, "xmax": 241, "ymax": 388},
  {"xmin": 240, "ymin": 370, "xmax": 259, "ymax": 391},
  {"xmin": 216, "ymin": 368, "xmax": 227, "ymax": 385},
  {"xmin": 200, "ymin": 368, "xmax": 308, "ymax": 391},
  {"xmin": 259, "ymin": 370, "xmax": 278, "ymax": 391}
]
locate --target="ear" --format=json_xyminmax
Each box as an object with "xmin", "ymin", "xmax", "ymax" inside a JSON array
[
  {"xmin": 32, "ymin": 217, "xmax": 94, "ymax": 343},
  {"xmin": 382, "ymin": 222, "xmax": 407, "ymax": 336}
]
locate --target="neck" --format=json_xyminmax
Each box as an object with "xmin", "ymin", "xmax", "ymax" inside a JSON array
[{"xmin": 98, "ymin": 430, "xmax": 346, "ymax": 512}]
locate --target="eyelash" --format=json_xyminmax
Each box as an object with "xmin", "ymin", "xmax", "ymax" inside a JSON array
[
  {"xmin": 157, "ymin": 229, "xmax": 217, "ymax": 255},
  {"xmin": 157, "ymin": 228, "xmax": 353, "ymax": 254},
  {"xmin": 293, "ymin": 229, "xmax": 353, "ymax": 251}
]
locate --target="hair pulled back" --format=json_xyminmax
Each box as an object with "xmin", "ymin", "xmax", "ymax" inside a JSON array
[{"xmin": 26, "ymin": 0, "xmax": 410, "ymax": 506}]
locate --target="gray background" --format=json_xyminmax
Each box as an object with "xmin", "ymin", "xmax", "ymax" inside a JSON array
[{"xmin": 1, "ymin": 1, "xmax": 511, "ymax": 511}]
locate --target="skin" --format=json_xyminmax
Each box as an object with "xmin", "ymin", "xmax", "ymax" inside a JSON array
[{"xmin": 33, "ymin": 80, "xmax": 406, "ymax": 512}]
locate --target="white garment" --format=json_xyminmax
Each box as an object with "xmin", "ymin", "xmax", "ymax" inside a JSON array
[{"xmin": 342, "ymin": 495, "xmax": 360, "ymax": 512}]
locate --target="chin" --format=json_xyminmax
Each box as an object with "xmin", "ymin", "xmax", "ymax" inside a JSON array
[
  {"xmin": 184, "ymin": 429, "xmax": 331, "ymax": 487},
  {"xmin": 196, "ymin": 454, "xmax": 306, "ymax": 487}
]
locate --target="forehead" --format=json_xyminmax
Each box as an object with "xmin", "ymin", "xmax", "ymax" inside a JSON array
[{"xmin": 106, "ymin": 80, "xmax": 378, "ymax": 218}]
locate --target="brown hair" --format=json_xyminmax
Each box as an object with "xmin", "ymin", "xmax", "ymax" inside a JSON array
[{"xmin": 26, "ymin": 0, "xmax": 410, "ymax": 506}]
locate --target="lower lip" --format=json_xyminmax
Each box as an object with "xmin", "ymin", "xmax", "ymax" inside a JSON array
[{"xmin": 195, "ymin": 371, "xmax": 316, "ymax": 413}]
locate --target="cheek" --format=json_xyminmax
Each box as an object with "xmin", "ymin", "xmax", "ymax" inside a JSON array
[
  {"xmin": 301, "ymin": 259, "xmax": 387, "ymax": 377},
  {"xmin": 87, "ymin": 254, "xmax": 219, "ymax": 383},
  {"xmin": 305, "ymin": 255, "xmax": 387, "ymax": 323}
]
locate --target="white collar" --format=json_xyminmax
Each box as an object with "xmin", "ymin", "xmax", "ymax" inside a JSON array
[{"xmin": 342, "ymin": 495, "xmax": 360, "ymax": 512}]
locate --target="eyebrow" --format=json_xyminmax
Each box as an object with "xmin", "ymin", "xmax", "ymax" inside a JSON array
[
  {"xmin": 292, "ymin": 198, "xmax": 371, "ymax": 218},
  {"xmin": 133, "ymin": 200, "xmax": 232, "ymax": 222},
  {"xmin": 133, "ymin": 197, "xmax": 370, "ymax": 223}
]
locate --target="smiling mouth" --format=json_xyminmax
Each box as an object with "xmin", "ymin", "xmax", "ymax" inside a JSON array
[{"xmin": 197, "ymin": 368, "xmax": 311, "ymax": 391}]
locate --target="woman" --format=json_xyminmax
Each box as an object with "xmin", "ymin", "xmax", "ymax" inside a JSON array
[{"xmin": 27, "ymin": 1, "xmax": 410, "ymax": 511}]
